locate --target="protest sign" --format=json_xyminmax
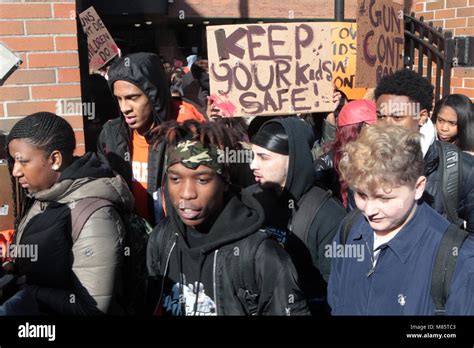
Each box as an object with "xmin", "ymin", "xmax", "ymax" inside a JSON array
[
  {"xmin": 79, "ymin": 6, "xmax": 119, "ymax": 70},
  {"xmin": 355, "ymin": 0, "xmax": 404, "ymax": 88},
  {"xmin": 331, "ymin": 22, "xmax": 367, "ymax": 100},
  {"xmin": 207, "ymin": 23, "xmax": 333, "ymax": 117}
]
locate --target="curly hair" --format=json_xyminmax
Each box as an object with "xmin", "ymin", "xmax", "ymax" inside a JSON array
[
  {"xmin": 374, "ymin": 69, "xmax": 434, "ymax": 112},
  {"xmin": 339, "ymin": 124, "xmax": 423, "ymax": 194}
]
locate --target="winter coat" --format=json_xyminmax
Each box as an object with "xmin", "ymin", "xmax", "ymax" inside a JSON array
[
  {"xmin": 147, "ymin": 190, "xmax": 310, "ymax": 316},
  {"xmin": 97, "ymin": 52, "xmax": 170, "ymax": 226},
  {"xmin": 328, "ymin": 202, "xmax": 474, "ymax": 315},
  {"xmin": 423, "ymin": 141, "xmax": 474, "ymax": 233},
  {"xmin": 248, "ymin": 118, "xmax": 347, "ymax": 286},
  {"xmin": 14, "ymin": 152, "xmax": 133, "ymax": 315}
]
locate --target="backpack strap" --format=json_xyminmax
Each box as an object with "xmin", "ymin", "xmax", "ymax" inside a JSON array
[
  {"xmin": 339, "ymin": 208, "xmax": 362, "ymax": 245},
  {"xmin": 437, "ymin": 141, "xmax": 463, "ymax": 227},
  {"xmin": 431, "ymin": 224, "xmax": 469, "ymax": 315},
  {"xmin": 233, "ymin": 229, "xmax": 270, "ymax": 315},
  {"xmin": 70, "ymin": 198, "xmax": 114, "ymax": 243},
  {"xmin": 290, "ymin": 186, "xmax": 332, "ymax": 244}
]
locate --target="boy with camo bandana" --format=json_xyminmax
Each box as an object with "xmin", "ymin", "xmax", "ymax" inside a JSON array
[{"xmin": 146, "ymin": 120, "xmax": 309, "ymax": 316}]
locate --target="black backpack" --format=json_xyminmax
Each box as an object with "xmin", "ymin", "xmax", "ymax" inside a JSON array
[
  {"xmin": 289, "ymin": 186, "xmax": 334, "ymax": 245},
  {"xmin": 339, "ymin": 209, "xmax": 469, "ymax": 315},
  {"xmin": 437, "ymin": 141, "xmax": 464, "ymax": 228},
  {"xmin": 234, "ymin": 186, "xmax": 336, "ymax": 315}
]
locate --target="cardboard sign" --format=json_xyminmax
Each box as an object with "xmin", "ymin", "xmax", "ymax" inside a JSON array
[
  {"xmin": 207, "ymin": 23, "xmax": 333, "ymax": 117},
  {"xmin": 79, "ymin": 6, "xmax": 119, "ymax": 70},
  {"xmin": 355, "ymin": 0, "xmax": 404, "ymax": 88},
  {"xmin": 0, "ymin": 165, "xmax": 14, "ymax": 231},
  {"xmin": 331, "ymin": 22, "xmax": 367, "ymax": 100}
]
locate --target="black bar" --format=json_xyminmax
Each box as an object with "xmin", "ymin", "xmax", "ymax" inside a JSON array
[
  {"xmin": 335, "ymin": 0, "xmax": 344, "ymax": 21},
  {"xmin": 443, "ymin": 31, "xmax": 454, "ymax": 99},
  {"xmin": 427, "ymin": 23, "xmax": 433, "ymax": 84},
  {"xmin": 409, "ymin": 15, "xmax": 416, "ymax": 70},
  {"xmin": 76, "ymin": 0, "xmax": 94, "ymax": 152},
  {"xmin": 1, "ymin": 316, "xmax": 474, "ymax": 345},
  {"xmin": 418, "ymin": 17, "xmax": 425, "ymax": 76},
  {"xmin": 405, "ymin": 32, "xmax": 444, "ymax": 60},
  {"xmin": 436, "ymin": 54, "xmax": 442, "ymax": 103}
]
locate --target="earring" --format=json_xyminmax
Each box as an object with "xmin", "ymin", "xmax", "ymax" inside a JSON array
[{"xmin": 52, "ymin": 165, "xmax": 59, "ymax": 171}]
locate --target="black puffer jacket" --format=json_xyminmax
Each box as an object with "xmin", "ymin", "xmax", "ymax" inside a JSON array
[
  {"xmin": 97, "ymin": 52, "xmax": 170, "ymax": 225},
  {"xmin": 248, "ymin": 118, "xmax": 346, "ymax": 282},
  {"xmin": 146, "ymin": 190, "xmax": 310, "ymax": 316},
  {"xmin": 423, "ymin": 141, "xmax": 474, "ymax": 233}
]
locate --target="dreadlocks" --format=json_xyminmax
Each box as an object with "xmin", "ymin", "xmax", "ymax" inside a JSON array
[
  {"xmin": 151, "ymin": 119, "xmax": 240, "ymax": 151},
  {"xmin": 6, "ymin": 112, "xmax": 76, "ymax": 230},
  {"xmin": 151, "ymin": 120, "xmax": 243, "ymax": 183}
]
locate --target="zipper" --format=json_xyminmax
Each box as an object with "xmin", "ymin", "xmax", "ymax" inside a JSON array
[
  {"xmin": 156, "ymin": 239, "xmax": 176, "ymax": 314},
  {"xmin": 213, "ymin": 249, "xmax": 219, "ymax": 316},
  {"xmin": 364, "ymin": 241, "xmax": 389, "ymax": 314},
  {"xmin": 364, "ymin": 239, "xmax": 375, "ymax": 315}
]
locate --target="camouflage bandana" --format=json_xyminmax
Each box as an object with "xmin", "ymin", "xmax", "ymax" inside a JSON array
[{"xmin": 166, "ymin": 140, "xmax": 224, "ymax": 175}]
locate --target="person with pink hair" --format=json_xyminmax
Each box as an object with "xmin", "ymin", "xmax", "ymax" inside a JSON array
[{"xmin": 314, "ymin": 100, "xmax": 377, "ymax": 209}]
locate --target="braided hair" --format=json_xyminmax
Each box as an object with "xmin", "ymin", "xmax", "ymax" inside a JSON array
[{"xmin": 6, "ymin": 112, "xmax": 76, "ymax": 230}]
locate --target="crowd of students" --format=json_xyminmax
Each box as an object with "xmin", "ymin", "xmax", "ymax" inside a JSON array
[{"xmin": 1, "ymin": 51, "xmax": 473, "ymax": 316}]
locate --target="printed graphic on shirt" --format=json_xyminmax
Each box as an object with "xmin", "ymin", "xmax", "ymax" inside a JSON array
[
  {"xmin": 266, "ymin": 226, "xmax": 287, "ymax": 244},
  {"xmin": 163, "ymin": 277, "xmax": 217, "ymax": 316},
  {"xmin": 132, "ymin": 161, "xmax": 148, "ymax": 184}
]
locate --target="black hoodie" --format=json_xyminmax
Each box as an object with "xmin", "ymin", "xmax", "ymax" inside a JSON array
[
  {"xmin": 97, "ymin": 52, "xmax": 171, "ymax": 225},
  {"xmin": 181, "ymin": 66, "xmax": 210, "ymax": 119},
  {"xmin": 147, "ymin": 190, "xmax": 310, "ymax": 316},
  {"xmin": 247, "ymin": 117, "xmax": 347, "ymax": 310}
]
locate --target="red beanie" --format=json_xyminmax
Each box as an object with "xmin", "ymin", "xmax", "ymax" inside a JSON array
[{"xmin": 338, "ymin": 100, "xmax": 377, "ymax": 127}]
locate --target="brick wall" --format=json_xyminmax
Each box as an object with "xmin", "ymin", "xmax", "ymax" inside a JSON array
[
  {"xmin": 168, "ymin": 0, "xmax": 410, "ymax": 20},
  {"xmin": 413, "ymin": 0, "xmax": 474, "ymax": 99},
  {"xmin": 168, "ymin": 0, "xmax": 339, "ymax": 19},
  {"xmin": 0, "ymin": 1, "xmax": 85, "ymax": 155}
]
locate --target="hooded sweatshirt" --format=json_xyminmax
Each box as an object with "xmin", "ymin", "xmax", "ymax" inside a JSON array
[
  {"xmin": 179, "ymin": 70, "xmax": 210, "ymax": 122},
  {"xmin": 15, "ymin": 152, "xmax": 133, "ymax": 315},
  {"xmin": 247, "ymin": 117, "xmax": 347, "ymax": 308},
  {"xmin": 97, "ymin": 52, "xmax": 170, "ymax": 225},
  {"xmin": 147, "ymin": 189, "xmax": 310, "ymax": 316}
]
